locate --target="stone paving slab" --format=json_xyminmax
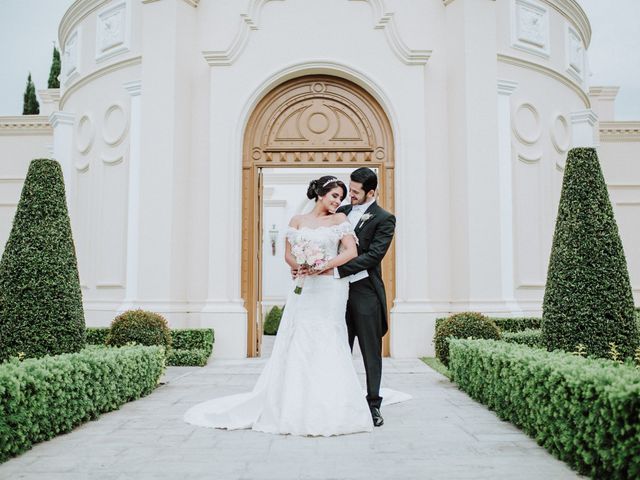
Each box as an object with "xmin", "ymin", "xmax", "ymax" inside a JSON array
[{"xmin": 0, "ymin": 355, "xmax": 584, "ymax": 480}]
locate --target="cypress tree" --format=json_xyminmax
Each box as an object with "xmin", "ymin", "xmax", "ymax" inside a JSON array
[
  {"xmin": 22, "ymin": 73, "xmax": 40, "ymax": 115},
  {"xmin": 47, "ymin": 46, "xmax": 61, "ymax": 89},
  {"xmin": 542, "ymin": 147, "xmax": 639, "ymax": 358},
  {"xmin": 0, "ymin": 159, "xmax": 85, "ymax": 362}
]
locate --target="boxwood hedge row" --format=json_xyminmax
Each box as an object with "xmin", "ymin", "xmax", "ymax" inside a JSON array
[
  {"xmin": 86, "ymin": 327, "xmax": 214, "ymax": 366},
  {"xmin": 0, "ymin": 345, "xmax": 165, "ymax": 462},
  {"xmin": 449, "ymin": 339, "xmax": 640, "ymax": 479}
]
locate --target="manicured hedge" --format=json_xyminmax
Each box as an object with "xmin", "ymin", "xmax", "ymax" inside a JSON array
[
  {"xmin": 86, "ymin": 327, "xmax": 110, "ymax": 345},
  {"xmin": 491, "ymin": 317, "xmax": 541, "ymax": 333},
  {"xmin": 167, "ymin": 329, "xmax": 214, "ymax": 366},
  {"xmin": 0, "ymin": 346, "xmax": 165, "ymax": 463},
  {"xmin": 449, "ymin": 339, "xmax": 640, "ymax": 479},
  {"xmin": 434, "ymin": 312, "xmax": 500, "ymax": 367},
  {"xmin": 501, "ymin": 329, "xmax": 543, "ymax": 348},
  {"xmin": 86, "ymin": 327, "xmax": 214, "ymax": 366},
  {"xmin": 435, "ymin": 317, "xmax": 540, "ymax": 333}
]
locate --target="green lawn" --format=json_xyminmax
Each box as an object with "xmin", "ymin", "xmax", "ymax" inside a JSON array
[{"xmin": 420, "ymin": 357, "xmax": 452, "ymax": 380}]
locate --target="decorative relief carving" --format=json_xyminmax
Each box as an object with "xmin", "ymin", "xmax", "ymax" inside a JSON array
[
  {"xmin": 550, "ymin": 113, "xmax": 570, "ymax": 153},
  {"xmin": 511, "ymin": 0, "xmax": 550, "ymax": 58},
  {"xmin": 64, "ymin": 29, "xmax": 79, "ymax": 82},
  {"xmin": 75, "ymin": 114, "xmax": 94, "ymax": 155},
  {"xmin": 102, "ymin": 103, "xmax": 128, "ymax": 146},
  {"xmin": 349, "ymin": 0, "xmax": 431, "ymax": 65},
  {"xmin": 517, "ymin": 152, "xmax": 542, "ymax": 164},
  {"xmin": 512, "ymin": 102, "xmax": 542, "ymax": 145},
  {"xmin": 96, "ymin": 1, "xmax": 129, "ymax": 63},
  {"xmin": 565, "ymin": 25, "xmax": 584, "ymax": 82}
]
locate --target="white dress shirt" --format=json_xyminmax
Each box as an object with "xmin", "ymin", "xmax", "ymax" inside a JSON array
[{"xmin": 335, "ymin": 199, "xmax": 375, "ymax": 282}]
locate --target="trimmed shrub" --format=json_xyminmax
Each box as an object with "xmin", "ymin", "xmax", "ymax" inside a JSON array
[
  {"xmin": 106, "ymin": 310, "xmax": 172, "ymax": 351},
  {"xmin": 543, "ymin": 148, "xmax": 639, "ymax": 358},
  {"xmin": 434, "ymin": 312, "xmax": 500, "ymax": 367},
  {"xmin": 167, "ymin": 329, "xmax": 214, "ymax": 366},
  {"xmin": 22, "ymin": 73, "xmax": 39, "ymax": 115},
  {"xmin": 449, "ymin": 339, "xmax": 640, "ymax": 479},
  {"xmin": 0, "ymin": 159, "xmax": 85, "ymax": 362},
  {"xmin": 0, "ymin": 345, "xmax": 165, "ymax": 462},
  {"xmin": 435, "ymin": 316, "xmax": 540, "ymax": 334},
  {"xmin": 86, "ymin": 327, "xmax": 110, "ymax": 345},
  {"xmin": 264, "ymin": 306, "xmax": 284, "ymax": 335},
  {"xmin": 491, "ymin": 317, "xmax": 540, "ymax": 333},
  {"xmin": 171, "ymin": 329, "xmax": 214, "ymax": 353},
  {"xmin": 89, "ymin": 327, "xmax": 214, "ymax": 366},
  {"xmin": 501, "ymin": 329, "xmax": 543, "ymax": 348},
  {"xmin": 167, "ymin": 349, "xmax": 210, "ymax": 367}
]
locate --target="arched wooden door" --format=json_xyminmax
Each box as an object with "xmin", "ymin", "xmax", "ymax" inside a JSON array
[{"xmin": 242, "ymin": 75, "xmax": 395, "ymax": 357}]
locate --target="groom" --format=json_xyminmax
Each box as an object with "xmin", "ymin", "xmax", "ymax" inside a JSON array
[{"xmin": 336, "ymin": 167, "xmax": 395, "ymax": 427}]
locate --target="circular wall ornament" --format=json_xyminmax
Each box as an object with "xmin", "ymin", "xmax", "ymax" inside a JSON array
[
  {"xmin": 512, "ymin": 102, "xmax": 542, "ymax": 145},
  {"xmin": 311, "ymin": 82, "xmax": 326, "ymax": 93},
  {"xmin": 75, "ymin": 114, "xmax": 94, "ymax": 154},
  {"xmin": 307, "ymin": 112, "xmax": 330, "ymax": 134},
  {"xmin": 102, "ymin": 103, "xmax": 128, "ymax": 146},
  {"xmin": 550, "ymin": 114, "xmax": 570, "ymax": 153}
]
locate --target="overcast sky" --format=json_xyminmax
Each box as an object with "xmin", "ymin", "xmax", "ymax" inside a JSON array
[{"xmin": 0, "ymin": 0, "xmax": 638, "ymax": 119}]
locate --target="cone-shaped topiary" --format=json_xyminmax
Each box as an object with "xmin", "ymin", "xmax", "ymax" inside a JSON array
[
  {"xmin": 434, "ymin": 312, "xmax": 500, "ymax": 367},
  {"xmin": 542, "ymin": 147, "xmax": 639, "ymax": 358},
  {"xmin": 22, "ymin": 73, "xmax": 39, "ymax": 115},
  {"xmin": 0, "ymin": 159, "xmax": 85, "ymax": 362},
  {"xmin": 47, "ymin": 46, "xmax": 61, "ymax": 89}
]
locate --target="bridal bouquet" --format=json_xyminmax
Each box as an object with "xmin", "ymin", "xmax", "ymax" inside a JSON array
[{"xmin": 291, "ymin": 240, "xmax": 329, "ymax": 294}]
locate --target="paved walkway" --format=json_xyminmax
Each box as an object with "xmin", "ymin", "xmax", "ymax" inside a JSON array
[{"xmin": 0, "ymin": 349, "xmax": 583, "ymax": 480}]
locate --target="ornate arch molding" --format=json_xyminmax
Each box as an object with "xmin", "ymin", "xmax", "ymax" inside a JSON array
[
  {"xmin": 203, "ymin": 0, "xmax": 431, "ymax": 66},
  {"xmin": 242, "ymin": 74, "xmax": 396, "ymax": 356}
]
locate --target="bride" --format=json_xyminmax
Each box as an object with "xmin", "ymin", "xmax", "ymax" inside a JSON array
[{"xmin": 185, "ymin": 176, "xmax": 402, "ymax": 436}]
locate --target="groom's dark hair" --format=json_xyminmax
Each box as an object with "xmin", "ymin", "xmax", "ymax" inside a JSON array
[{"xmin": 350, "ymin": 167, "xmax": 377, "ymax": 194}]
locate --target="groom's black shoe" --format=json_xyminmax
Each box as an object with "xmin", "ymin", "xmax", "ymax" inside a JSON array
[{"xmin": 371, "ymin": 407, "xmax": 384, "ymax": 427}]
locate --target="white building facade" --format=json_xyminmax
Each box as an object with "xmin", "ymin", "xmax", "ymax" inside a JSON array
[{"xmin": 1, "ymin": 0, "xmax": 639, "ymax": 358}]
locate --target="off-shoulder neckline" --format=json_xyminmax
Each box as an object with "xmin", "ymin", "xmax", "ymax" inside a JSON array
[{"xmin": 288, "ymin": 220, "xmax": 351, "ymax": 232}]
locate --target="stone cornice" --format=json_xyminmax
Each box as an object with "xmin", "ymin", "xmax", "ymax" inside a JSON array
[
  {"xmin": 59, "ymin": 0, "xmax": 109, "ymax": 51},
  {"xmin": 0, "ymin": 116, "xmax": 53, "ymax": 135},
  {"xmin": 60, "ymin": 56, "xmax": 142, "ymax": 109},
  {"xmin": 539, "ymin": 0, "xmax": 591, "ymax": 48},
  {"xmin": 599, "ymin": 121, "xmax": 640, "ymax": 142},
  {"xmin": 498, "ymin": 53, "xmax": 590, "ymax": 108},
  {"xmin": 49, "ymin": 112, "xmax": 76, "ymax": 128},
  {"xmin": 589, "ymin": 86, "xmax": 620, "ymax": 101}
]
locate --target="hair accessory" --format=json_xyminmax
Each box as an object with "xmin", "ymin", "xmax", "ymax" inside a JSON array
[{"xmin": 322, "ymin": 177, "xmax": 337, "ymax": 188}]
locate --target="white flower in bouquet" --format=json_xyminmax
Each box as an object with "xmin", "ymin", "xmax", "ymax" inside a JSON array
[{"xmin": 291, "ymin": 240, "xmax": 329, "ymax": 294}]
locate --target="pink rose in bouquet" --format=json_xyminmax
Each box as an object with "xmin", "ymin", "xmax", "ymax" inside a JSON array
[{"xmin": 291, "ymin": 240, "xmax": 329, "ymax": 294}]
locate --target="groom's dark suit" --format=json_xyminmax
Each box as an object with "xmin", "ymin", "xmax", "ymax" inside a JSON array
[{"xmin": 336, "ymin": 201, "xmax": 395, "ymax": 409}]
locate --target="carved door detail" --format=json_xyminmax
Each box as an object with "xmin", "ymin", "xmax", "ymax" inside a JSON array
[{"xmin": 243, "ymin": 75, "xmax": 395, "ymax": 357}]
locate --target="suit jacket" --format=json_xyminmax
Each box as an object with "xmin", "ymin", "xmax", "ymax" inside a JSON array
[{"xmin": 336, "ymin": 201, "xmax": 395, "ymax": 335}]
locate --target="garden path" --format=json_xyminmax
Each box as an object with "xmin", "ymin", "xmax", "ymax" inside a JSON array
[{"xmin": 0, "ymin": 350, "xmax": 583, "ymax": 479}]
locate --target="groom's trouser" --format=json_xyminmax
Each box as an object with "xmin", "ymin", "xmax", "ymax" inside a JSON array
[{"xmin": 346, "ymin": 277, "xmax": 383, "ymax": 409}]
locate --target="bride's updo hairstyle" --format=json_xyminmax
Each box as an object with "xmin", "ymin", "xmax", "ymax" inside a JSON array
[{"xmin": 306, "ymin": 176, "xmax": 347, "ymax": 202}]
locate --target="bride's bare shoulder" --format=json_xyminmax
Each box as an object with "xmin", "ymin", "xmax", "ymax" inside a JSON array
[
  {"xmin": 288, "ymin": 214, "xmax": 305, "ymax": 228},
  {"xmin": 332, "ymin": 212, "xmax": 348, "ymax": 224}
]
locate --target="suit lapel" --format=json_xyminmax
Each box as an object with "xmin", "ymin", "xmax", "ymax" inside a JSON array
[{"xmin": 355, "ymin": 201, "xmax": 378, "ymax": 234}]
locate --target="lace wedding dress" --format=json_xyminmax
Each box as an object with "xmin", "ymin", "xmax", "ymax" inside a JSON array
[{"xmin": 184, "ymin": 221, "xmax": 409, "ymax": 437}]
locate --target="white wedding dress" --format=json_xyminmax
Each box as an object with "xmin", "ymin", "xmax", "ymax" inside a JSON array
[{"xmin": 184, "ymin": 221, "xmax": 410, "ymax": 437}]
